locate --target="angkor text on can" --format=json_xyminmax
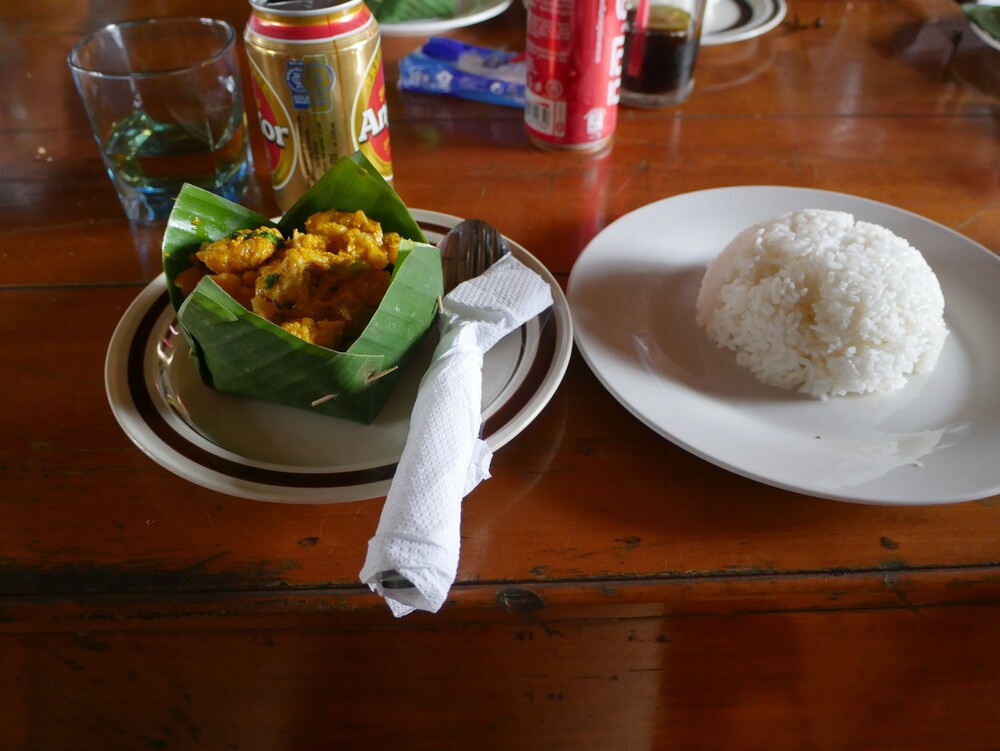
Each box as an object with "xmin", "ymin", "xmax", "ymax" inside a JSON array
[{"xmin": 244, "ymin": 0, "xmax": 392, "ymax": 210}]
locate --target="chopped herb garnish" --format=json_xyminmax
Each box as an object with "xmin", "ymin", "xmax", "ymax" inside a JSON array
[
  {"xmin": 230, "ymin": 228, "xmax": 282, "ymax": 244},
  {"xmin": 264, "ymin": 273, "xmax": 280, "ymax": 289}
]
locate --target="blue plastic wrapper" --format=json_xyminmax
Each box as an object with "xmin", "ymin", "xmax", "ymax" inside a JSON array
[{"xmin": 398, "ymin": 37, "xmax": 526, "ymax": 108}]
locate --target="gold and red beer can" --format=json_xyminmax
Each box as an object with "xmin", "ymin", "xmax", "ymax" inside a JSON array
[{"xmin": 244, "ymin": 0, "xmax": 392, "ymax": 211}]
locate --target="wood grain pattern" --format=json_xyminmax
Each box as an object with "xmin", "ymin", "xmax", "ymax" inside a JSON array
[{"xmin": 1, "ymin": 0, "xmax": 999, "ymax": 748}]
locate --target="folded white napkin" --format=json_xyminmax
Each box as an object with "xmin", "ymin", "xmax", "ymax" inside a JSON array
[{"xmin": 359, "ymin": 253, "xmax": 554, "ymax": 616}]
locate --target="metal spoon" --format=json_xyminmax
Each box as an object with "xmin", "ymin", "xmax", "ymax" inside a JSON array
[{"xmin": 439, "ymin": 218, "xmax": 512, "ymax": 293}]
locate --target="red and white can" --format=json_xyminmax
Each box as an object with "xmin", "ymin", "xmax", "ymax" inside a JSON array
[{"xmin": 524, "ymin": 0, "xmax": 627, "ymax": 152}]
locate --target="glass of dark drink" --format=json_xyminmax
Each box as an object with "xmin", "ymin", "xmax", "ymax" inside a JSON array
[{"xmin": 621, "ymin": 0, "xmax": 708, "ymax": 108}]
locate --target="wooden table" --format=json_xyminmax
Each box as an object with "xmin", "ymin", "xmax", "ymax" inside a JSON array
[{"xmin": 2, "ymin": 1, "xmax": 999, "ymax": 748}]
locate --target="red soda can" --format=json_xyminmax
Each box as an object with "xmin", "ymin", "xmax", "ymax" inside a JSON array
[{"xmin": 524, "ymin": 0, "xmax": 627, "ymax": 152}]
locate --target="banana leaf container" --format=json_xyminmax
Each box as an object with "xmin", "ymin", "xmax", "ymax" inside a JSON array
[{"xmin": 161, "ymin": 153, "xmax": 443, "ymax": 424}]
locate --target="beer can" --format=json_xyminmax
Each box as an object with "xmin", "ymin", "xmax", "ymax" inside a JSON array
[
  {"xmin": 244, "ymin": 0, "xmax": 392, "ymax": 211},
  {"xmin": 524, "ymin": 0, "xmax": 627, "ymax": 152}
]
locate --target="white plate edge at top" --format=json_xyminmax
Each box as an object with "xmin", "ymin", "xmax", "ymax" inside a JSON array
[
  {"xmin": 702, "ymin": 0, "xmax": 787, "ymax": 46},
  {"xmin": 380, "ymin": 0, "xmax": 513, "ymax": 37}
]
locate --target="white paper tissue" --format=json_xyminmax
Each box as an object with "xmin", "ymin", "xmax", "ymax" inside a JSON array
[{"xmin": 360, "ymin": 253, "xmax": 553, "ymax": 616}]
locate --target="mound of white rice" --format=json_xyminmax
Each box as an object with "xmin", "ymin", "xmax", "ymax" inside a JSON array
[{"xmin": 695, "ymin": 209, "xmax": 948, "ymax": 398}]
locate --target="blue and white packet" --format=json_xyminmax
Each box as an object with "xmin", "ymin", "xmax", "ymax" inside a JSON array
[{"xmin": 398, "ymin": 37, "xmax": 526, "ymax": 108}]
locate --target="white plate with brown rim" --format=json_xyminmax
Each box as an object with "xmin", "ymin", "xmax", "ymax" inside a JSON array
[
  {"xmin": 106, "ymin": 210, "xmax": 572, "ymax": 503},
  {"xmin": 703, "ymin": 0, "xmax": 787, "ymax": 45}
]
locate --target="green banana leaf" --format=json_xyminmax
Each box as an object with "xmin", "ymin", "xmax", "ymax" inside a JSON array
[
  {"xmin": 367, "ymin": 0, "xmax": 455, "ymax": 23},
  {"xmin": 161, "ymin": 152, "xmax": 442, "ymax": 424},
  {"xmin": 963, "ymin": 3, "xmax": 1000, "ymax": 40}
]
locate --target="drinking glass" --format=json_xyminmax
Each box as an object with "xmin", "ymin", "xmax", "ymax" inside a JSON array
[
  {"xmin": 68, "ymin": 17, "xmax": 250, "ymax": 223},
  {"xmin": 621, "ymin": 0, "xmax": 709, "ymax": 108}
]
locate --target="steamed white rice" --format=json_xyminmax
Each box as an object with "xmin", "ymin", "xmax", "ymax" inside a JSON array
[{"xmin": 695, "ymin": 209, "xmax": 948, "ymax": 398}]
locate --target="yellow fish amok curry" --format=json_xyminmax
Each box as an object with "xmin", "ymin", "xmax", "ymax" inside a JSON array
[
  {"xmin": 173, "ymin": 209, "xmax": 401, "ymax": 352},
  {"xmin": 162, "ymin": 153, "xmax": 443, "ymax": 424}
]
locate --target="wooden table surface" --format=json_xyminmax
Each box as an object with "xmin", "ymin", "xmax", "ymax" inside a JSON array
[{"xmin": 2, "ymin": 1, "xmax": 999, "ymax": 749}]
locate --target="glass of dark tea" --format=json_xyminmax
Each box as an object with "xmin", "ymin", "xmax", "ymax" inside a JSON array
[
  {"xmin": 69, "ymin": 18, "xmax": 250, "ymax": 223},
  {"xmin": 621, "ymin": 0, "xmax": 709, "ymax": 108}
]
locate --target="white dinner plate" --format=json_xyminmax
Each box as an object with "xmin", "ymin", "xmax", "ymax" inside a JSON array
[
  {"xmin": 106, "ymin": 210, "xmax": 572, "ymax": 503},
  {"xmin": 568, "ymin": 186, "xmax": 1000, "ymax": 505},
  {"xmin": 379, "ymin": 0, "xmax": 513, "ymax": 37},
  {"xmin": 703, "ymin": 0, "xmax": 787, "ymax": 45}
]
